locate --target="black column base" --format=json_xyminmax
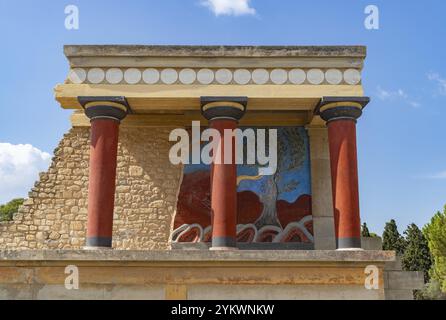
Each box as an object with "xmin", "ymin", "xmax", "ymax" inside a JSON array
[
  {"xmin": 211, "ymin": 236, "xmax": 237, "ymax": 249},
  {"xmin": 336, "ymin": 237, "xmax": 362, "ymax": 250},
  {"xmin": 86, "ymin": 236, "xmax": 112, "ymax": 248}
]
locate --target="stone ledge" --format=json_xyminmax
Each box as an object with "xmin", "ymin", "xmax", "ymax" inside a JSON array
[
  {"xmin": 0, "ymin": 249, "xmax": 395, "ymax": 263},
  {"xmin": 64, "ymin": 45, "xmax": 366, "ymax": 58}
]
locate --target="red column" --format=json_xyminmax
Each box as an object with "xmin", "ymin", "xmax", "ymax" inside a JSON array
[
  {"xmin": 201, "ymin": 97, "xmax": 247, "ymax": 250},
  {"xmin": 327, "ymin": 120, "xmax": 361, "ymax": 249},
  {"xmin": 79, "ymin": 97, "xmax": 129, "ymax": 248},
  {"xmin": 86, "ymin": 119, "xmax": 120, "ymax": 248},
  {"xmin": 319, "ymin": 97, "xmax": 369, "ymax": 249},
  {"xmin": 210, "ymin": 119, "xmax": 237, "ymax": 249}
]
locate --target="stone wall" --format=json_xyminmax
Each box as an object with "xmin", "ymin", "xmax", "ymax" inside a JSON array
[
  {"xmin": 360, "ymin": 236, "xmax": 425, "ymax": 300},
  {"xmin": 0, "ymin": 250, "xmax": 393, "ymax": 300},
  {"xmin": 0, "ymin": 126, "xmax": 183, "ymax": 250}
]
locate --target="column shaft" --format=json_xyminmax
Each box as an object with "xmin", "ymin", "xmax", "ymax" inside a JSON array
[
  {"xmin": 210, "ymin": 119, "xmax": 237, "ymax": 248},
  {"xmin": 78, "ymin": 96, "xmax": 129, "ymax": 249},
  {"xmin": 86, "ymin": 119, "xmax": 120, "ymax": 247},
  {"xmin": 319, "ymin": 96, "xmax": 370, "ymax": 250},
  {"xmin": 327, "ymin": 119, "xmax": 361, "ymax": 249},
  {"xmin": 200, "ymin": 96, "xmax": 247, "ymax": 250}
]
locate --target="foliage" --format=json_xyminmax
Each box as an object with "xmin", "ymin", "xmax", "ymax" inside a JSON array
[
  {"xmin": 401, "ymin": 223, "xmax": 432, "ymax": 282},
  {"xmin": 382, "ymin": 219, "xmax": 405, "ymax": 254},
  {"xmin": 416, "ymin": 279, "xmax": 446, "ymax": 300},
  {"xmin": 0, "ymin": 198, "xmax": 25, "ymax": 221},
  {"xmin": 423, "ymin": 206, "xmax": 446, "ymax": 293}
]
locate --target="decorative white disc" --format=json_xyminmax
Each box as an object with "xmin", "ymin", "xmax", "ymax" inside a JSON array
[
  {"xmin": 325, "ymin": 69, "xmax": 343, "ymax": 85},
  {"xmin": 288, "ymin": 69, "xmax": 306, "ymax": 84},
  {"xmin": 179, "ymin": 68, "xmax": 196, "ymax": 84},
  {"xmin": 105, "ymin": 68, "xmax": 123, "ymax": 84},
  {"xmin": 161, "ymin": 68, "xmax": 178, "ymax": 84},
  {"xmin": 215, "ymin": 69, "xmax": 233, "ymax": 84},
  {"xmin": 252, "ymin": 69, "xmax": 269, "ymax": 85},
  {"xmin": 142, "ymin": 68, "xmax": 160, "ymax": 84},
  {"xmin": 234, "ymin": 69, "xmax": 251, "ymax": 85},
  {"xmin": 197, "ymin": 69, "xmax": 214, "ymax": 85},
  {"xmin": 124, "ymin": 68, "xmax": 142, "ymax": 84},
  {"xmin": 87, "ymin": 68, "xmax": 105, "ymax": 84},
  {"xmin": 68, "ymin": 68, "xmax": 86, "ymax": 84},
  {"xmin": 344, "ymin": 69, "xmax": 361, "ymax": 85},
  {"xmin": 307, "ymin": 69, "xmax": 324, "ymax": 85},
  {"xmin": 270, "ymin": 69, "xmax": 288, "ymax": 85}
]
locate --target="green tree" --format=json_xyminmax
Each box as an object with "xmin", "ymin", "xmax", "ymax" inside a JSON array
[
  {"xmin": 0, "ymin": 198, "xmax": 25, "ymax": 221},
  {"xmin": 382, "ymin": 219, "xmax": 405, "ymax": 254},
  {"xmin": 418, "ymin": 279, "xmax": 446, "ymax": 300},
  {"xmin": 423, "ymin": 207, "xmax": 446, "ymax": 293},
  {"xmin": 361, "ymin": 222, "xmax": 371, "ymax": 237},
  {"xmin": 401, "ymin": 223, "xmax": 432, "ymax": 282}
]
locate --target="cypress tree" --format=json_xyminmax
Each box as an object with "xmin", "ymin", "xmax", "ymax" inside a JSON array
[
  {"xmin": 401, "ymin": 223, "xmax": 432, "ymax": 282},
  {"xmin": 382, "ymin": 219, "xmax": 405, "ymax": 254}
]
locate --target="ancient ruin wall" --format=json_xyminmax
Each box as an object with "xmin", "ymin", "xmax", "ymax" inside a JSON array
[{"xmin": 0, "ymin": 127, "xmax": 183, "ymax": 250}]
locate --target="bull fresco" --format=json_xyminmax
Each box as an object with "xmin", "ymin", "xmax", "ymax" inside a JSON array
[{"xmin": 171, "ymin": 127, "xmax": 313, "ymax": 244}]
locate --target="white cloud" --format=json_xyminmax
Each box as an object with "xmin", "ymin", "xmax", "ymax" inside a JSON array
[
  {"xmin": 408, "ymin": 101, "xmax": 421, "ymax": 108},
  {"xmin": 427, "ymin": 72, "xmax": 446, "ymax": 95},
  {"xmin": 0, "ymin": 143, "xmax": 51, "ymax": 204},
  {"xmin": 376, "ymin": 86, "xmax": 420, "ymax": 108},
  {"xmin": 377, "ymin": 86, "xmax": 407, "ymax": 100},
  {"xmin": 201, "ymin": 0, "xmax": 256, "ymax": 16},
  {"xmin": 426, "ymin": 171, "xmax": 446, "ymax": 180},
  {"xmin": 415, "ymin": 170, "xmax": 446, "ymax": 180}
]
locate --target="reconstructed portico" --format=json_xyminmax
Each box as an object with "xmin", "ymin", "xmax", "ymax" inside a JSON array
[
  {"xmin": 55, "ymin": 46, "xmax": 370, "ymax": 250},
  {"xmin": 0, "ymin": 45, "xmax": 398, "ymax": 300}
]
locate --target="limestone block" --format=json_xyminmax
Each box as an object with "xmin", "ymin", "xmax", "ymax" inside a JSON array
[
  {"xmin": 129, "ymin": 166, "xmax": 143, "ymax": 177},
  {"xmin": 49, "ymin": 232, "xmax": 61, "ymax": 240},
  {"xmin": 313, "ymin": 217, "xmax": 336, "ymax": 250},
  {"xmin": 386, "ymin": 271, "xmax": 425, "ymax": 290},
  {"xmin": 361, "ymin": 237, "xmax": 383, "ymax": 251},
  {"xmin": 384, "ymin": 256, "xmax": 403, "ymax": 271},
  {"xmin": 385, "ymin": 289, "xmax": 415, "ymax": 300}
]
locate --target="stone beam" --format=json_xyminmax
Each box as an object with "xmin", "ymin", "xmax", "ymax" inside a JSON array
[{"xmin": 55, "ymin": 45, "xmax": 366, "ymax": 115}]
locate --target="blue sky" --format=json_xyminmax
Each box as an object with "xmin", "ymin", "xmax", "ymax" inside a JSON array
[{"xmin": 0, "ymin": 0, "xmax": 445, "ymax": 234}]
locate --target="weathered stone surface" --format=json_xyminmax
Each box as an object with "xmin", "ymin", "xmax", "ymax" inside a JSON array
[
  {"xmin": 386, "ymin": 271, "xmax": 424, "ymax": 290},
  {"xmin": 0, "ymin": 250, "xmax": 390, "ymax": 300},
  {"xmin": 312, "ymin": 217, "xmax": 336, "ymax": 250},
  {"xmin": 384, "ymin": 256, "xmax": 403, "ymax": 271},
  {"xmin": 0, "ymin": 127, "xmax": 182, "ymax": 250},
  {"xmin": 188, "ymin": 284, "xmax": 382, "ymax": 300},
  {"xmin": 361, "ymin": 237, "xmax": 383, "ymax": 251},
  {"xmin": 65, "ymin": 45, "xmax": 367, "ymax": 58},
  {"xmin": 385, "ymin": 289, "xmax": 417, "ymax": 301},
  {"xmin": 0, "ymin": 249, "xmax": 395, "ymax": 262}
]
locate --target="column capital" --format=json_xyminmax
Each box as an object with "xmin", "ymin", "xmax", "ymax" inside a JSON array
[
  {"xmin": 200, "ymin": 96, "xmax": 248, "ymax": 121},
  {"xmin": 317, "ymin": 96, "xmax": 370, "ymax": 123},
  {"xmin": 78, "ymin": 96, "xmax": 130, "ymax": 122}
]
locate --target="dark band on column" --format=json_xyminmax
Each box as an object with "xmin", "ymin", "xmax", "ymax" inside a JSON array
[
  {"xmin": 86, "ymin": 236, "xmax": 112, "ymax": 248},
  {"xmin": 317, "ymin": 96, "xmax": 370, "ymax": 123},
  {"xmin": 201, "ymin": 96, "xmax": 248, "ymax": 121},
  {"xmin": 78, "ymin": 96, "xmax": 131, "ymax": 122},
  {"xmin": 336, "ymin": 237, "xmax": 362, "ymax": 249},
  {"xmin": 212, "ymin": 236, "xmax": 237, "ymax": 248},
  {"xmin": 320, "ymin": 106, "xmax": 363, "ymax": 123}
]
